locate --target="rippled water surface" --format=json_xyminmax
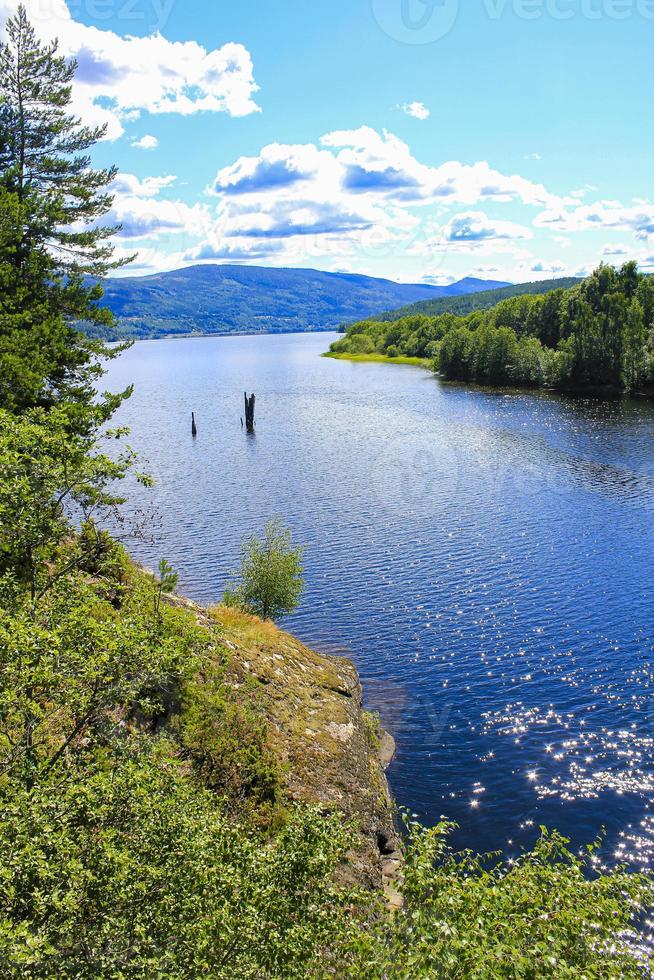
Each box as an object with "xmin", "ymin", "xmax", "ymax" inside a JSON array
[{"xmin": 105, "ymin": 331, "xmax": 654, "ymax": 866}]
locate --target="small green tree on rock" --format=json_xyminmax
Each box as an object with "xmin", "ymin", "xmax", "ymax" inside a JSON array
[{"xmin": 224, "ymin": 519, "xmax": 304, "ymax": 621}]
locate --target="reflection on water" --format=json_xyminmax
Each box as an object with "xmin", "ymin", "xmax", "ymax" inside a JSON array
[{"xmin": 104, "ymin": 331, "xmax": 654, "ymax": 875}]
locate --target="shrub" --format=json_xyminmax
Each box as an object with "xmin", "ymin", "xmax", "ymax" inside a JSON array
[
  {"xmin": 224, "ymin": 519, "xmax": 304, "ymax": 622},
  {"xmin": 348, "ymin": 819, "xmax": 654, "ymax": 978},
  {"xmin": 177, "ymin": 667, "xmax": 282, "ymax": 818},
  {"xmin": 0, "ymin": 743, "xmax": 355, "ymax": 979}
]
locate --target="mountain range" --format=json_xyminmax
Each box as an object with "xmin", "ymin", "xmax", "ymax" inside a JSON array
[{"xmin": 88, "ymin": 264, "xmax": 509, "ymax": 340}]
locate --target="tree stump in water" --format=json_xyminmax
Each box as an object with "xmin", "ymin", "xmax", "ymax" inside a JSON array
[{"xmin": 244, "ymin": 392, "xmax": 256, "ymax": 433}]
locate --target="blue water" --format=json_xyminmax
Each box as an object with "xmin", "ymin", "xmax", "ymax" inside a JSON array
[{"xmin": 104, "ymin": 331, "xmax": 654, "ymax": 869}]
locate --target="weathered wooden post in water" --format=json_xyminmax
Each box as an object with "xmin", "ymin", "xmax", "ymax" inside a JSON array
[
  {"xmin": 191, "ymin": 412, "xmax": 197, "ymax": 438},
  {"xmin": 244, "ymin": 392, "xmax": 256, "ymax": 433}
]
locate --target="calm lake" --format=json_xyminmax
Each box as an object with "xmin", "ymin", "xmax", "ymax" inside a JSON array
[{"xmin": 105, "ymin": 330, "xmax": 654, "ymax": 868}]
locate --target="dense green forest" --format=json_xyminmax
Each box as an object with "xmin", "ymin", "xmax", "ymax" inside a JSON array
[
  {"xmin": 374, "ymin": 275, "xmax": 580, "ymax": 322},
  {"xmin": 330, "ymin": 265, "xmax": 654, "ymax": 393},
  {"xmin": 1, "ymin": 7, "xmax": 653, "ymax": 975}
]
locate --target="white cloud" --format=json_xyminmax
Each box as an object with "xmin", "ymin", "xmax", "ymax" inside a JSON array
[
  {"xmin": 110, "ymin": 197, "xmax": 209, "ymax": 240},
  {"xmin": 107, "ymin": 173, "xmax": 209, "ymax": 240},
  {"xmin": 184, "ymin": 238, "xmax": 284, "ymax": 263},
  {"xmin": 180, "ymin": 128, "xmax": 582, "ymax": 275},
  {"xmin": 570, "ymin": 183, "xmax": 598, "ymax": 199},
  {"xmin": 206, "ymin": 128, "xmax": 568, "ymax": 254},
  {"xmin": 110, "ymin": 245, "xmax": 187, "ymax": 276},
  {"xmin": 111, "ymin": 173, "xmax": 178, "ymax": 198},
  {"xmin": 212, "ymin": 143, "xmax": 335, "ymax": 196},
  {"xmin": 0, "ymin": 0, "xmax": 260, "ymax": 141},
  {"xmin": 524, "ymin": 152, "xmax": 542, "ymax": 161},
  {"xmin": 530, "ymin": 261, "xmax": 566, "ymax": 275},
  {"xmin": 440, "ymin": 211, "xmax": 533, "ymax": 245},
  {"xmin": 212, "ymin": 128, "xmax": 567, "ymax": 210},
  {"xmin": 401, "ymin": 101, "xmax": 430, "ymax": 120},
  {"xmin": 535, "ymin": 200, "xmax": 654, "ymax": 240},
  {"xmin": 601, "ymin": 243, "xmax": 630, "ymax": 257},
  {"xmin": 320, "ymin": 127, "xmax": 566, "ymax": 208},
  {"xmin": 132, "ymin": 134, "xmax": 159, "ymax": 150}
]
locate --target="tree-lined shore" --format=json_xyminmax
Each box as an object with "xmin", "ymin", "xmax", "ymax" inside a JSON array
[{"xmin": 330, "ymin": 264, "xmax": 654, "ymax": 395}]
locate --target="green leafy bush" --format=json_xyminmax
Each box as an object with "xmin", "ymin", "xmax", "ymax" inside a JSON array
[
  {"xmin": 0, "ymin": 742, "xmax": 355, "ymax": 979},
  {"xmin": 348, "ymin": 819, "xmax": 654, "ymax": 978},
  {"xmin": 224, "ymin": 518, "xmax": 304, "ymax": 621}
]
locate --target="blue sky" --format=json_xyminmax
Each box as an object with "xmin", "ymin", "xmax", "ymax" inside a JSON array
[{"xmin": 2, "ymin": 0, "xmax": 653, "ymax": 283}]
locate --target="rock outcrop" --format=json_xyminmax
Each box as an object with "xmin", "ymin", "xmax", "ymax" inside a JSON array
[{"xmin": 166, "ymin": 595, "xmax": 401, "ymax": 895}]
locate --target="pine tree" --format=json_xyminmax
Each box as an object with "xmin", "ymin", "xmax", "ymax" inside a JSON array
[{"xmin": 0, "ymin": 5, "xmax": 131, "ymax": 419}]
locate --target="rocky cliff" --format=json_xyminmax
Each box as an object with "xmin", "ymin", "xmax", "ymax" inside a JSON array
[{"xmin": 167, "ymin": 595, "xmax": 401, "ymax": 900}]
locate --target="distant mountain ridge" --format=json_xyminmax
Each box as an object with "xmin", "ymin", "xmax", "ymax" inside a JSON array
[
  {"xmin": 375, "ymin": 276, "xmax": 581, "ymax": 322},
  {"xmin": 88, "ymin": 264, "xmax": 510, "ymax": 340}
]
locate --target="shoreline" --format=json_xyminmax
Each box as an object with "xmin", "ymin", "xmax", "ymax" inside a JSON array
[
  {"xmin": 326, "ymin": 350, "xmax": 654, "ymax": 400},
  {"xmin": 323, "ymin": 351, "xmax": 432, "ymax": 368},
  {"xmin": 103, "ymin": 327, "xmax": 341, "ymax": 346}
]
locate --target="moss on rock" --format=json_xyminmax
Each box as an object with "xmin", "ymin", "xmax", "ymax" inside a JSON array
[{"xmin": 165, "ymin": 594, "xmax": 398, "ymax": 891}]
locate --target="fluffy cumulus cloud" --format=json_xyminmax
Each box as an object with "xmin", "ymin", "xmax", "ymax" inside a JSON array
[
  {"xmin": 189, "ymin": 126, "xmax": 574, "ymax": 269},
  {"xmin": 103, "ymin": 127, "xmax": 654, "ymax": 280},
  {"xmin": 535, "ymin": 200, "xmax": 654, "ymax": 240},
  {"xmin": 401, "ymin": 101, "xmax": 430, "ymax": 120},
  {"xmin": 0, "ymin": 0, "xmax": 260, "ymax": 140},
  {"xmin": 441, "ymin": 211, "xmax": 532, "ymax": 245},
  {"xmin": 213, "ymin": 143, "xmax": 336, "ymax": 197},
  {"xmin": 212, "ymin": 129, "xmax": 568, "ymax": 211},
  {"xmin": 132, "ymin": 135, "xmax": 159, "ymax": 151},
  {"xmin": 111, "ymin": 173, "xmax": 178, "ymax": 198},
  {"xmin": 107, "ymin": 173, "xmax": 210, "ymax": 240},
  {"xmin": 185, "ymin": 239, "xmax": 285, "ymax": 263},
  {"xmin": 320, "ymin": 128, "xmax": 566, "ymax": 208},
  {"xmin": 109, "ymin": 197, "xmax": 209, "ymax": 240}
]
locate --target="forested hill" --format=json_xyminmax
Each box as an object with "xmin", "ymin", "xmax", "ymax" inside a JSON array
[
  {"xmin": 86, "ymin": 264, "xmax": 509, "ymax": 340},
  {"xmin": 329, "ymin": 263, "xmax": 654, "ymax": 396},
  {"xmin": 376, "ymin": 275, "xmax": 581, "ymax": 322}
]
